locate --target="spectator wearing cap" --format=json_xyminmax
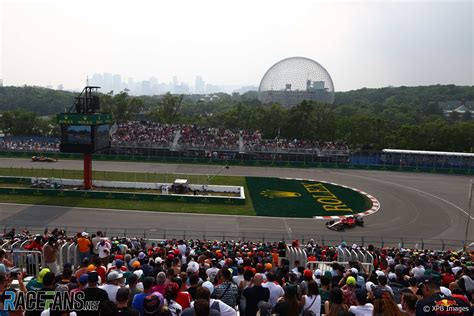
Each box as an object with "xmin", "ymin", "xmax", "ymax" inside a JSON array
[
  {"xmin": 341, "ymin": 276, "xmax": 357, "ymax": 307},
  {"xmin": 116, "ymin": 287, "xmax": 140, "ymax": 316},
  {"xmin": 262, "ymin": 272, "xmax": 284, "ymax": 308},
  {"xmin": 109, "ymin": 259, "xmax": 128, "ymax": 274},
  {"xmin": 299, "ymin": 269, "xmax": 314, "ymax": 296},
  {"xmin": 243, "ymin": 274, "xmax": 270, "ymax": 316},
  {"xmin": 26, "ymin": 268, "xmax": 50, "ymax": 292},
  {"xmin": 71, "ymin": 273, "xmax": 89, "ymax": 294},
  {"xmin": 77, "ymin": 232, "xmax": 91, "ymax": 263},
  {"xmin": 415, "ymin": 275, "xmax": 472, "ymax": 316},
  {"xmin": 153, "ymin": 272, "xmax": 167, "ymax": 295},
  {"xmin": 143, "ymin": 292, "xmax": 169, "ymax": 316},
  {"xmin": 31, "ymin": 272, "xmax": 56, "ymax": 316},
  {"xmin": 348, "ymin": 288, "xmax": 373, "ymax": 316},
  {"xmin": 100, "ymin": 270, "xmax": 124, "ymax": 303},
  {"xmin": 163, "ymin": 282, "xmax": 182, "ymax": 316},
  {"xmin": 133, "ymin": 277, "xmax": 162, "ymax": 316},
  {"xmin": 206, "ymin": 259, "xmax": 219, "ymax": 283},
  {"xmin": 77, "ymin": 271, "xmax": 109, "ymax": 316},
  {"xmin": 212, "ymin": 268, "xmax": 238, "ymax": 309},
  {"xmin": 314, "ymin": 269, "xmax": 322, "ymax": 286}
]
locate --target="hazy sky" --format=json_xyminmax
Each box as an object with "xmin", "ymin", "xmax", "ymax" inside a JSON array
[{"xmin": 1, "ymin": 0, "xmax": 472, "ymax": 91}]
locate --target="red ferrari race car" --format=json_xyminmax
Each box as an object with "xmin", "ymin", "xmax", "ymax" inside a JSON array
[
  {"xmin": 31, "ymin": 155, "xmax": 58, "ymax": 163},
  {"xmin": 326, "ymin": 215, "xmax": 364, "ymax": 232}
]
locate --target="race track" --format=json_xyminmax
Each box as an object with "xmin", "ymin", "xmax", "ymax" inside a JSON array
[{"xmin": 0, "ymin": 158, "xmax": 472, "ymax": 248}]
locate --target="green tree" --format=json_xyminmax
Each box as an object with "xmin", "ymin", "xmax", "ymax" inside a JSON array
[
  {"xmin": 0, "ymin": 109, "xmax": 42, "ymax": 136},
  {"xmin": 149, "ymin": 93, "xmax": 184, "ymax": 124},
  {"xmin": 101, "ymin": 91, "xmax": 144, "ymax": 123}
]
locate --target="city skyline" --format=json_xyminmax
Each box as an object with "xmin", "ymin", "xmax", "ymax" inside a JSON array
[
  {"xmin": 87, "ymin": 72, "xmax": 258, "ymax": 95},
  {"xmin": 1, "ymin": 0, "xmax": 472, "ymax": 91}
]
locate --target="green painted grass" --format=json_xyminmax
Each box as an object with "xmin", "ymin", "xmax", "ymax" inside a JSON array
[{"xmin": 0, "ymin": 168, "xmax": 255, "ymax": 216}]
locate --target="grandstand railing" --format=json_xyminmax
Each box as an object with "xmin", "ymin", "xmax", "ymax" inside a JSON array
[{"xmin": 2, "ymin": 225, "xmax": 471, "ymax": 251}]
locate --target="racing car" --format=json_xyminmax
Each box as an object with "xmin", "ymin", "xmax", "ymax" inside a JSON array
[
  {"xmin": 326, "ymin": 215, "xmax": 364, "ymax": 231},
  {"xmin": 31, "ymin": 155, "xmax": 58, "ymax": 162}
]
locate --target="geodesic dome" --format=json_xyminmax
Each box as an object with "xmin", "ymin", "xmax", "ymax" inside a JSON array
[{"xmin": 258, "ymin": 57, "xmax": 335, "ymax": 107}]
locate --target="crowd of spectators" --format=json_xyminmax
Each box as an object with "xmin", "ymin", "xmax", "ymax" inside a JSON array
[
  {"xmin": 110, "ymin": 121, "xmax": 349, "ymax": 154},
  {"xmin": 0, "ymin": 122, "xmax": 349, "ymax": 155},
  {"xmin": 0, "ymin": 137, "xmax": 59, "ymax": 152},
  {"xmin": 0, "ymin": 229, "xmax": 472, "ymax": 315},
  {"xmin": 178, "ymin": 126, "xmax": 239, "ymax": 150},
  {"xmin": 112, "ymin": 122, "xmax": 178, "ymax": 147}
]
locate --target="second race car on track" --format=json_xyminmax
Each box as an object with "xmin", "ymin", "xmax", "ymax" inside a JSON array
[{"xmin": 31, "ymin": 155, "xmax": 58, "ymax": 162}]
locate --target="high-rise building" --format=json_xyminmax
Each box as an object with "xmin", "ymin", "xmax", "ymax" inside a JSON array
[
  {"xmin": 102, "ymin": 73, "xmax": 113, "ymax": 92},
  {"xmin": 0, "ymin": 79, "xmax": 3, "ymax": 87},
  {"xmin": 57, "ymin": 84, "xmax": 64, "ymax": 91},
  {"xmin": 172, "ymin": 76, "xmax": 178, "ymax": 93},
  {"xmin": 195, "ymin": 76, "xmax": 205, "ymax": 94},
  {"xmin": 91, "ymin": 73, "xmax": 103, "ymax": 87},
  {"xmin": 113, "ymin": 74, "xmax": 122, "ymax": 93},
  {"xmin": 141, "ymin": 80, "xmax": 151, "ymax": 95}
]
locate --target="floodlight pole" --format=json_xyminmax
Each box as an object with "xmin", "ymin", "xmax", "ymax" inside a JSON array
[
  {"xmin": 464, "ymin": 180, "xmax": 473, "ymax": 252},
  {"xmin": 84, "ymin": 154, "xmax": 92, "ymax": 190}
]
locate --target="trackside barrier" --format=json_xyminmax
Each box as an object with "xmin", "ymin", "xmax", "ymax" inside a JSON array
[
  {"xmin": 286, "ymin": 246, "xmax": 307, "ymax": 267},
  {"xmin": 67, "ymin": 243, "xmax": 78, "ymax": 268},
  {"xmin": 11, "ymin": 250, "xmax": 43, "ymax": 277},
  {"xmin": 1, "ymin": 226, "xmax": 472, "ymax": 252},
  {"xmin": 306, "ymin": 261, "xmax": 374, "ymax": 274},
  {"xmin": 58, "ymin": 242, "xmax": 69, "ymax": 268}
]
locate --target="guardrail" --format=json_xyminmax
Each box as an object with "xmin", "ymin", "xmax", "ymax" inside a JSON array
[
  {"xmin": 0, "ymin": 149, "xmax": 472, "ymax": 175},
  {"xmin": 2, "ymin": 225, "xmax": 471, "ymax": 251}
]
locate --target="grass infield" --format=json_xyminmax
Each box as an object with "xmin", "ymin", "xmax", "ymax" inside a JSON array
[
  {"xmin": 246, "ymin": 176, "xmax": 373, "ymax": 218},
  {"xmin": 0, "ymin": 167, "xmax": 255, "ymax": 216},
  {"xmin": 0, "ymin": 168, "xmax": 373, "ymax": 218}
]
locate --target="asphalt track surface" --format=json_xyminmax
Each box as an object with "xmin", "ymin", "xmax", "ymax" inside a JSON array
[{"xmin": 0, "ymin": 158, "xmax": 472, "ymax": 247}]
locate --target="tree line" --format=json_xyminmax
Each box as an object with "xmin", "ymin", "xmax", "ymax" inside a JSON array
[{"xmin": 0, "ymin": 85, "xmax": 473, "ymax": 152}]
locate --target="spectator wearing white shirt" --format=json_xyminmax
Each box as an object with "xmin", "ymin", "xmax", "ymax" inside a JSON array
[
  {"xmin": 99, "ymin": 270, "xmax": 123, "ymax": 303},
  {"xmin": 262, "ymin": 272, "xmax": 284, "ymax": 308},
  {"xmin": 348, "ymin": 289, "xmax": 373, "ymax": 316}
]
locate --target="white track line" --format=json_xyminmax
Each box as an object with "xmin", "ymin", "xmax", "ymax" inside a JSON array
[{"xmin": 332, "ymin": 172, "xmax": 474, "ymax": 220}]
